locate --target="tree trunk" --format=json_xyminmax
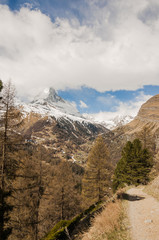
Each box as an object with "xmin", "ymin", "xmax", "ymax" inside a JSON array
[
  {"xmin": 61, "ymin": 187, "xmax": 64, "ymax": 220},
  {"xmin": 0, "ymin": 103, "xmax": 9, "ymax": 239},
  {"xmin": 97, "ymin": 169, "xmax": 101, "ymax": 202}
]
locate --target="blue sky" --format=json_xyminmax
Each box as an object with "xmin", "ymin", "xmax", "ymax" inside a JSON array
[
  {"xmin": 4, "ymin": 0, "xmax": 88, "ymax": 22},
  {"xmin": 58, "ymin": 85, "xmax": 159, "ymax": 113},
  {"xmin": 0, "ymin": 0, "xmax": 159, "ymax": 120}
]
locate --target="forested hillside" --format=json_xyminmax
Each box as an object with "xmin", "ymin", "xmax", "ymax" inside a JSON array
[
  {"xmin": 0, "ymin": 82, "xmax": 112, "ymax": 240},
  {"xmin": 0, "ymin": 81, "xmax": 159, "ymax": 240}
]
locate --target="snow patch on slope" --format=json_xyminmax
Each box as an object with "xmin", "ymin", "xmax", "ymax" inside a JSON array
[
  {"xmin": 16, "ymin": 87, "xmax": 134, "ymax": 129},
  {"xmin": 31, "ymin": 87, "xmax": 81, "ymax": 117},
  {"xmin": 18, "ymin": 87, "xmax": 90, "ymax": 124},
  {"xmin": 83, "ymin": 114, "xmax": 134, "ymax": 129}
]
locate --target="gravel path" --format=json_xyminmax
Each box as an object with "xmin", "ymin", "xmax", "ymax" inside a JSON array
[{"xmin": 127, "ymin": 187, "xmax": 159, "ymax": 240}]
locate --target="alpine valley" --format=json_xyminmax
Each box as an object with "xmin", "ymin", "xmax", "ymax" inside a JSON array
[
  {"xmin": 15, "ymin": 88, "xmax": 159, "ymax": 166},
  {"xmin": 1, "ymin": 83, "xmax": 159, "ymax": 240},
  {"xmin": 17, "ymin": 88, "xmax": 110, "ymax": 164}
]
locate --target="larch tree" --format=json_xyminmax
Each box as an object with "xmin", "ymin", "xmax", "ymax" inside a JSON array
[
  {"xmin": 8, "ymin": 146, "xmax": 51, "ymax": 240},
  {"xmin": 0, "ymin": 81, "xmax": 23, "ymax": 239},
  {"xmin": 82, "ymin": 136, "xmax": 112, "ymax": 208},
  {"xmin": 0, "ymin": 81, "xmax": 16, "ymax": 239},
  {"xmin": 113, "ymin": 139, "xmax": 153, "ymax": 191},
  {"xmin": 39, "ymin": 161, "xmax": 81, "ymax": 237},
  {"xmin": 135, "ymin": 126, "xmax": 156, "ymax": 154}
]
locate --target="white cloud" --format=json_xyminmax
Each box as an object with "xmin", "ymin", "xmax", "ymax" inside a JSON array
[
  {"xmin": 90, "ymin": 92, "xmax": 152, "ymax": 122},
  {"xmin": 138, "ymin": 0, "xmax": 159, "ymax": 25},
  {"xmin": 97, "ymin": 95, "xmax": 118, "ymax": 107},
  {"xmin": 0, "ymin": 1, "xmax": 159, "ymax": 100},
  {"xmin": 79, "ymin": 100, "xmax": 88, "ymax": 108}
]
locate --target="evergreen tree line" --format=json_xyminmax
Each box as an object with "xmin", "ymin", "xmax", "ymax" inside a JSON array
[
  {"xmin": 0, "ymin": 80, "xmax": 154, "ymax": 240},
  {"xmin": 113, "ymin": 138, "xmax": 153, "ymax": 191}
]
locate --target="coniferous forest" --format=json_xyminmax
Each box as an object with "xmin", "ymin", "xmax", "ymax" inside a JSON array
[{"xmin": 0, "ymin": 81, "xmax": 155, "ymax": 240}]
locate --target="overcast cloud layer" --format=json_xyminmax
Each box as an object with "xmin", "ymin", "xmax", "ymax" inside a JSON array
[{"xmin": 0, "ymin": 0, "xmax": 159, "ymax": 99}]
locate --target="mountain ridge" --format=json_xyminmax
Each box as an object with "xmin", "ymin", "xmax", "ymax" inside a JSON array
[
  {"xmin": 15, "ymin": 89, "xmax": 159, "ymax": 166},
  {"xmin": 123, "ymin": 94, "xmax": 159, "ymax": 134},
  {"xmin": 16, "ymin": 88, "xmax": 110, "ymax": 164},
  {"xmin": 18, "ymin": 87, "xmax": 134, "ymax": 130},
  {"xmin": 104, "ymin": 93, "xmax": 159, "ymax": 165},
  {"xmin": 22, "ymin": 87, "xmax": 82, "ymax": 119}
]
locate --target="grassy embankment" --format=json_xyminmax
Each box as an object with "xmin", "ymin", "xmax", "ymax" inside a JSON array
[
  {"xmin": 43, "ymin": 193, "xmax": 131, "ymax": 240},
  {"xmin": 81, "ymin": 197, "xmax": 131, "ymax": 240}
]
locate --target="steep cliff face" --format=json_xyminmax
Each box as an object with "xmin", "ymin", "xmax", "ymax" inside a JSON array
[
  {"xmin": 137, "ymin": 94, "xmax": 159, "ymax": 122},
  {"xmin": 123, "ymin": 94, "xmax": 159, "ymax": 134},
  {"xmin": 24, "ymin": 87, "xmax": 82, "ymax": 118}
]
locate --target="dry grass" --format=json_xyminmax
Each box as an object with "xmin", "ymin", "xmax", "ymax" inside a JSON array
[
  {"xmin": 81, "ymin": 200, "xmax": 130, "ymax": 240},
  {"xmin": 144, "ymin": 175, "xmax": 159, "ymax": 201}
]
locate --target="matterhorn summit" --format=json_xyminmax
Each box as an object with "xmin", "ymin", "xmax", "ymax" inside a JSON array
[
  {"xmin": 32, "ymin": 88, "xmax": 64, "ymax": 105},
  {"xmin": 18, "ymin": 87, "xmax": 134, "ymax": 129},
  {"xmin": 22, "ymin": 87, "xmax": 82, "ymax": 119}
]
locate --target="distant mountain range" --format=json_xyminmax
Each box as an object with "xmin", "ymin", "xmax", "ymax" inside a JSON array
[
  {"xmin": 2, "ymin": 87, "xmax": 159, "ymax": 165},
  {"xmin": 16, "ymin": 88, "xmax": 109, "ymax": 164},
  {"xmin": 14, "ymin": 87, "xmax": 139, "ymax": 164},
  {"xmin": 84, "ymin": 113, "xmax": 134, "ymax": 130},
  {"xmin": 18, "ymin": 87, "xmax": 134, "ymax": 130},
  {"xmin": 21, "ymin": 87, "xmax": 82, "ymax": 120}
]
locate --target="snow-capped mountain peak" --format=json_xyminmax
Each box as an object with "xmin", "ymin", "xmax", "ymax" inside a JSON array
[
  {"xmin": 22, "ymin": 87, "xmax": 82, "ymax": 119},
  {"xmin": 46, "ymin": 88, "xmax": 64, "ymax": 103},
  {"xmin": 32, "ymin": 87, "xmax": 64, "ymax": 105},
  {"xmin": 17, "ymin": 87, "xmax": 134, "ymax": 129}
]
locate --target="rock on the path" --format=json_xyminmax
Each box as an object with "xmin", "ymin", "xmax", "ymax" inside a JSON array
[{"xmin": 144, "ymin": 219, "xmax": 153, "ymax": 223}]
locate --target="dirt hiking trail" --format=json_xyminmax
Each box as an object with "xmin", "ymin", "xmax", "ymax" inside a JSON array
[{"xmin": 126, "ymin": 187, "xmax": 159, "ymax": 240}]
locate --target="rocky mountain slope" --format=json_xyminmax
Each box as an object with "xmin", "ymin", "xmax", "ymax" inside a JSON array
[
  {"xmin": 8, "ymin": 90, "xmax": 159, "ymax": 165},
  {"xmin": 104, "ymin": 94, "xmax": 159, "ymax": 164},
  {"xmin": 124, "ymin": 94, "xmax": 159, "ymax": 134},
  {"xmin": 18, "ymin": 88, "xmax": 109, "ymax": 164},
  {"xmin": 17, "ymin": 91, "xmax": 159, "ymax": 165}
]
